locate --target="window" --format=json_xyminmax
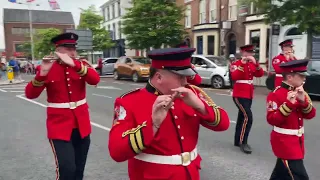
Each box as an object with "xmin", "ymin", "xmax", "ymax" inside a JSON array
[
  {"xmin": 14, "ymin": 43, "xmax": 25, "ymax": 52},
  {"xmin": 209, "ymin": 0, "xmax": 217, "ymax": 22},
  {"xmin": 199, "ymin": 0, "xmax": 206, "ymax": 24},
  {"xmin": 108, "ymin": 25, "xmax": 110, "ymax": 30},
  {"xmin": 105, "ymin": 58, "xmax": 118, "ymax": 64},
  {"xmin": 185, "ymin": 5, "xmax": 191, "ymax": 28},
  {"xmin": 107, "ymin": 6, "xmax": 110, "ymax": 20},
  {"xmin": 102, "ymin": 8, "xmax": 106, "ymax": 21},
  {"xmin": 207, "ymin": 36, "xmax": 215, "ymax": 55},
  {"xmin": 112, "ymin": 4, "xmax": 115, "ymax": 19},
  {"xmin": 118, "ymin": 1, "xmax": 121, "ymax": 16},
  {"xmin": 11, "ymin": 28, "xmax": 34, "ymax": 35},
  {"xmin": 250, "ymin": 30, "xmax": 260, "ymax": 59},
  {"xmin": 118, "ymin": 21, "xmax": 122, "ymax": 39},
  {"xmin": 249, "ymin": 2, "xmax": 259, "ymax": 14},
  {"xmin": 228, "ymin": 0, "xmax": 237, "ymax": 20},
  {"xmin": 192, "ymin": 57, "xmax": 208, "ymax": 66},
  {"xmin": 197, "ymin": 36, "xmax": 203, "ymax": 54},
  {"xmin": 286, "ymin": 27, "xmax": 303, "ymax": 36},
  {"xmin": 113, "ymin": 23, "xmax": 116, "ymax": 39}
]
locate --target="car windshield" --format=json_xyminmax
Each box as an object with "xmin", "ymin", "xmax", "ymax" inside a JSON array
[
  {"xmin": 205, "ymin": 56, "xmax": 228, "ymax": 66},
  {"xmin": 133, "ymin": 58, "xmax": 151, "ymax": 64}
]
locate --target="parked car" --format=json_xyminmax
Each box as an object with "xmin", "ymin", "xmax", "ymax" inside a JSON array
[
  {"xmin": 266, "ymin": 60, "xmax": 320, "ymax": 97},
  {"xmin": 114, "ymin": 56, "xmax": 151, "ymax": 82},
  {"xmin": 191, "ymin": 55, "xmax": 230, "ymax": 89},
  {"xmin": 101, "ymin": 57, "xmax": 118, "ymax": 75}
]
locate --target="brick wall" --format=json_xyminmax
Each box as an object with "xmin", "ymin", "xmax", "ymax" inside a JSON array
[{"xmin": 4, "ymin": 23, "xmax": 74, "ymax": 59}]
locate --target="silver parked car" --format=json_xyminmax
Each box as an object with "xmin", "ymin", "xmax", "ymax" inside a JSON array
[{"xmin": 102, "ymin": 57, "xmax": 118, "ymax": 75}]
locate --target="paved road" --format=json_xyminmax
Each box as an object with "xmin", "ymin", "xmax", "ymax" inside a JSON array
[{"xmin": 1, "ymin": 76, "xmax": 320, "ymax": 180}]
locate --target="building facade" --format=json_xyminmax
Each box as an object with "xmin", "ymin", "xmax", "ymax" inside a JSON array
[
  {"xmin": 3, "ymin": 8, "xmax": 75, "ymax": 60},
  {"xmin": 101, "ymin": 0, "xmax": 138, "ymax": 57}
]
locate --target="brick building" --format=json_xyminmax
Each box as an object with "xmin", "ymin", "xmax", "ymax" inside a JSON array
[
  {"xmin": 176, "ymin": 0, "xmax": 263, "ymax": 60},
  {"xmin": 3, "ymin": 8, "xmax": 75, "ymax": 60}
]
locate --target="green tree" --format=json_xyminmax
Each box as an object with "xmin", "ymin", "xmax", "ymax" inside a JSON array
[
  {"xmin": 78, "ymin": 5, "xmax": 114, "ymax": 51},
  {"xmin": 122, "ymin": 0, "xmax": 186, "ymax": 50},
  {"xmin": 21, "ymin": 28, "xmax": 61, "ymax": 59},
  {"xmin": 241, "ymin": 0, "xmax": 320, "ymax": 57}
]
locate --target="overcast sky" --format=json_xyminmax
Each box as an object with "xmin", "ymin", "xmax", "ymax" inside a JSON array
[{"xmin": 0, "ymin": 0, "xmax": 107, "ymax": 49}]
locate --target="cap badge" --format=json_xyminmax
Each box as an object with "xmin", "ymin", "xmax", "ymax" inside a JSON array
[{"xmin": 71, "ymin": 34, "xmax": 74, "ymax": 39}]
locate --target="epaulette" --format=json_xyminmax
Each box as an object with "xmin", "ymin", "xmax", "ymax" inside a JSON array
[
  {"xmin": 120, "ymin": 88, "xmax": 140, "ymax": 98},
  {"xmin": 273, "ymin": 86, "xmax": 281, "ymax": 93},
  {"xmin": 188, "ymin": 85, "xmax": 217, "ymax": 107}
]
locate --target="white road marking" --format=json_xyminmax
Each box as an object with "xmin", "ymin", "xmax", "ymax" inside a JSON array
[
  {"xmin": 129, "ymin": 83, "xmax": 144, "ymax": 87},
  {"xmin": 0, "ymin": 89, "xmax": 7, "ymax": 92},
  {"xmin": 215, "ymin": 93, "xmax": 231, "ymax": 96},
  {"xmin": 96, "ymin": 86, "xmax": 122, "ymax": 90},
  {"xmin": 1, "ymin": 87, "xmax": 25, "ymax": 89},
  {"xmin": 16, "ymin": 94, "xmax": 111, "ymax": 131},
  {"xmin": 10, "ymin": 91, "xmax": 25, "ymax": 93},
  {"xmin": 92, "ymin": 93, "xmax": 112, "ymax": 98},
  {"xmin": 112, "ymin": 81, "xmax": 124, "ymax": 84},
  {"xmin": 231, "ymin": 121, "xmax": 236, "ymax": 124}
]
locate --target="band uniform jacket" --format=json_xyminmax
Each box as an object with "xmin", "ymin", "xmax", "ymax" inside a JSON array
[
  {"xmin": 108, "ymin": 83, "xmax": 230, "ymax": 180},
  {"xmin": 266, "ymin": 85, "xmax": 316, "ymax": 160},
  {"xmin": 25, "ymin": 60, "xmax": 100, "ymax": 141},
  {"xmin": 272, "ymin": 54, "xmax": 297, "ymax": 87},
  {"xmin": 230, "ymin": 59, "xmax": 264, "ymax": 99}
]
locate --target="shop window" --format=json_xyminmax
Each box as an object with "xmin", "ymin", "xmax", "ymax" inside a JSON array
[
  {"xmin": 250, "ymin": 30, "xmax": 260, "ymax": 59},
  {"xmin": 286, "ymin": 27, "xmax": 303, "ymax": 36},
  {"xmin": 199, "ymin": 0, "xmax": 206, "ymax": 24},
  {"xmin": 197, "ymin": 36, "xmax": 203, "ymax": 54},
  {"xmin": 207, "ymin": 36, "xmax": 215, "ymax": 55}
]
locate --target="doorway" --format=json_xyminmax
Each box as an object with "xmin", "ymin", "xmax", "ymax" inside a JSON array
[{"xmin": 228, "ymin": 33, "xmax": 236, "ymax": 55}]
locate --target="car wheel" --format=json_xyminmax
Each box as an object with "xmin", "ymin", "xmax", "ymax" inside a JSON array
[
  {"xmin": 114, "ymin": 71, "xmax": 120, "ymax": 80},
  {"xmin": 132, "ymin": 72, "xmax": 140, "ymax": 82},
  {"xmin": 211, "ymin": 76, "xmax": 224, "ymax": 89}
]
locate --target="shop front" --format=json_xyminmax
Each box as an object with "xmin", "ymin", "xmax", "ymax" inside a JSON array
[{"xmin": 192, "ymin": 23, "xmax": 220, "ymax": 56}]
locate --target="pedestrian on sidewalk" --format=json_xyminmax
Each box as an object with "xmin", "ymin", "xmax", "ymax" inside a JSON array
[
  {"xmin": 24, "ymin": 32, "xmax": 100, "ymax": 180},
  {"xmin": 0, "ymin": 57, "xmax": 7, "ymax": 80},
  {"xmin": 108, "ymin": 47, "xmax": 230, "ymax": 180},
  {"xmin": 230, "ymin": 45, "xmax": 264, "ymax": 154},
  {"xmin": 266, "ymin": 59, "xmax": 316, "ymax": 180}
]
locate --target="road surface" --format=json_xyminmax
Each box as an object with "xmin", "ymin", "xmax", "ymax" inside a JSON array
[{"xmin": 0, "ymin": 76, "xmax": 319, "ymax": 180}]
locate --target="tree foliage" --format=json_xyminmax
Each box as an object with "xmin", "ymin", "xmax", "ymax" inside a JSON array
[
  {"xmin": 122, "ymin": 0, "xmax": 186, "ymax": 50},
  {"xmin": 78, "ymin": 5, "xmax": 114, "ymax": 51},
  {"xmin": 20, "ymin": 28, "xmax": 61, "ymax": 59},
  {"xmin": 241, "ymin": 0, "xmax": 320, "ymax": 34}
]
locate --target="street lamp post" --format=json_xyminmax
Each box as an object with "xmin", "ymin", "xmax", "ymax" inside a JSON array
[{"xmin": 17, "ymin": 2, "xmax": 40, "ymax": 61}]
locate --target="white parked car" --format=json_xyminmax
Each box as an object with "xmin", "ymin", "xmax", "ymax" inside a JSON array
[
  {"xmin": 191, "ymin": 55, "xmax": 230, "ymax": 89},
  {"xmin": 101, "ymin": 57, "xmax": 118, "ymax": 75}
]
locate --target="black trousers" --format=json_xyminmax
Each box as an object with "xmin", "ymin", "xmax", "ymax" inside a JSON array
[
  {"xmin": 228, "ymin": 71, "xmax": 233, "ymax": 89},
  {"xmin": 49, "ymin": 129, "xmax": 91, "ymax": 180},
  {"xmin": 233, "ymin": 97, "xmax": 253, "ymax": 145},
  {"xmin": 270, "ymin": 158, "xmax": 309, "ymax": 180}
]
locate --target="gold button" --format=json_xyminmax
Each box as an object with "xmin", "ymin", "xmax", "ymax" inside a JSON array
[
  {"xmin": 68, "ymin": 84, "xmax": 70, "ymax": 86},
  {"xmin": 177, "ymin": 125, "xmax": 180, "ymax": 129},
  {"xmin": 171, "ymin": 106, "xmax": 174, "ymax": 109},
  {"xmin": 51, "ymin": 80, "xmax": 54, "ymax": 82},
  {"xmin": 174, "ymin": 115, "xmax": 178, "ymax": 119},
  {"xmin": 67, "ymin": 78, "xmax": 70, "ymax": 81},
  {"xmin": 181, "ymin": 136, "xmax": 184, "ymax": 140},
  {"xmin": 79, "ymin": 77, "xmax": 82, "ymax": 79},
  {"xmin": 66, "ymin": 72, "xmax": 69, "ymax": 74},
  {"xmin": 194, "ymin": 114, "xmax": 197, "ymax": 117},
  {"xmin": 69, "ymin": 91, "xmax": 72, "ymax": 94}
]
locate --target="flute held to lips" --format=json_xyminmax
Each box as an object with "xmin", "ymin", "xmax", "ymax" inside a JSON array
[
  {"xmin": 162, "ymin": 92, "xmax": 181, "ymax": 110},
  {"xmin": 291, "ymin": 82, "xmax": 305, "ymax": 98}
]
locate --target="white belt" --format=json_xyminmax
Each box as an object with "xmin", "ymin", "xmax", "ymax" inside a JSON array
[
  {"xmin": 134, "ymin": 147, "xmax": 197, "ymax": 166},
  {"xmin": 273, "ymin": 126, "xmax": 304, "ymax": 137},
  {"xmin": 235, "ymin": 80, "xmax": 253, "ymax": 84},
  {"xmin": 47, "ymin": 99, "xmax": 86, "ymax": 109},
  {"xmin": 276, "ymin": 74, "xmax": 283, "ymax": 77}
]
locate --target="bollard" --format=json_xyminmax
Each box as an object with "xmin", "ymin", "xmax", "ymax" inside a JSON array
[{"xmin": 7, "ymin": 66, "xmax": 14, "ymax": 83}]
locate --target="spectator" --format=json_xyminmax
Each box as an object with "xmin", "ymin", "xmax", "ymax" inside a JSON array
[
  {"xmin": 0, "ymin": 57, "xmax": 6, "ymax": 80},
  {"xmin": 96, "ymin": 56, "xmax": 103, "ymax": 75}
]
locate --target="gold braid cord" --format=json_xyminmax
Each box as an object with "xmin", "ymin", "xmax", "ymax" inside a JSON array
[
  {"xmin": 279, "ymin": 103, "xmax": 292, "ymax": 117},
  {"xmin": 302, "ymin": 92, "xmax": 313, "ymax": 114},
  {"xmin": 31, "ymin": 79, "xmax": 44, "ymax": 87},
  {"xmin": 122, "ymin": 121, "xmax": 147, "ymax": 154},
  {"xmin": 77, "ymin": 62, "xmax": 88, "ymax": 76},
  {"xmin": 189, "ymin": 85, "xmax": 221, "ymax": 126}
]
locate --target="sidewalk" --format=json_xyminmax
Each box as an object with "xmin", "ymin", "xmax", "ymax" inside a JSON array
[{"xmin": 0, "ymin": 79, "xmax": 25, "ymax": 86}]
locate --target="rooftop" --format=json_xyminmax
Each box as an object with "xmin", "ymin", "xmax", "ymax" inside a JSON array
[{"xmin": 3, "ymin": 8, "xmax": 74, "ymax": 25}]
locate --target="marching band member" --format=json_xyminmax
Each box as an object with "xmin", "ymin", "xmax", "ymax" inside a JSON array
[
  {"xmin": 25, "ymin": 32, "xmax": 100, "ymax": 180},
  {"xmin": 230, "ymin": 44, "xmax": 264, "ymax": 154},
  {"xmin": 108, "ymin": 47, "xmax": 230, "ymax": 180},
  {"xmin": 266, "ymin": 59, "xmax": 315, "ymax": 180},
  {"xmin": 272, "ymin": 39, "xmax": 297, "ymax": 88}
]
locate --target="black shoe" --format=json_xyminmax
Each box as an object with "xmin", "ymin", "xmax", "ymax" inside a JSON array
[{"xmin": 240, "ymin": 144, "xmax": 252, "ymax": 154}]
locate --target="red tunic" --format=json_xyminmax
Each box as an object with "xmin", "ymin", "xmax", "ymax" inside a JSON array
[
  {"xmin": 108, "ymin": 83, "xmax": 230, "ymax": 180},
  {"xmin": 25, "ymin": 60, "xmax": 100, "ymax": 140},
  {"xmin": 272, "ymin": 54, "xmax": 296, "ymax": 87},
  {"xmin": 266, "ymin": 84, "xmax": 316, "ymax": 160},
  {"xmin": 230, "ymin": 59, "xmax": 264, "ymax": 99}
]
